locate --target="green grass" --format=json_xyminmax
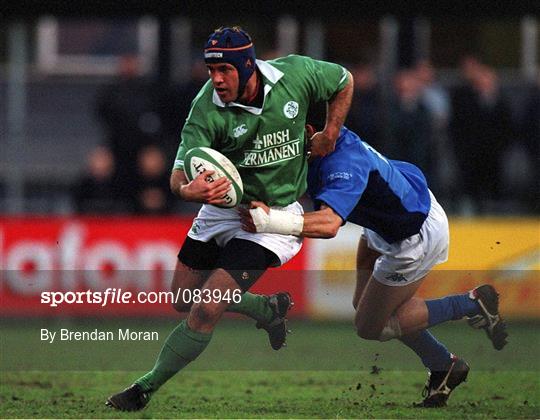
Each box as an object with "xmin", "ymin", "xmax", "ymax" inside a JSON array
[
  {"xmin": 1, "ymin": 319, "xmax": 539, "ymax": 418},
  {"xmin": 2, "ymin": 370, "xmax": 538, "ymax": 418}
]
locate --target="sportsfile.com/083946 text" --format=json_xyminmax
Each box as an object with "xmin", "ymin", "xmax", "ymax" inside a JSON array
[{"xmin": 40, "ymin": 288, "xmax": 242, "ymax": 307}]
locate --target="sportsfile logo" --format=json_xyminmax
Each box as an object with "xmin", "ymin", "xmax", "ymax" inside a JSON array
[{"xmin": 40, "ymin": 287, "xmax": 242, "ymax": 308}]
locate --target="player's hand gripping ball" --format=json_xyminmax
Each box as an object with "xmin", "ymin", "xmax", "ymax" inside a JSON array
[{"xmin": 184, "ymin": 147, "xmax": 243, "ymax": 208}]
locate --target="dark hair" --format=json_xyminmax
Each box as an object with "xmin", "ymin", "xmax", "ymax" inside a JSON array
[{"xmin": 306, "ymin": 101, "xmax": 327, "ymax": 131}]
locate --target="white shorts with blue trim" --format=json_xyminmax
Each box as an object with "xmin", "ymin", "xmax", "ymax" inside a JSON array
[
  {"xmin": 363, "ymin": 191, "xmax": 449, "ymax": 286},
  {"xmin": 187, "ymin": 202, "xmax": 304, "ymax": 267}
]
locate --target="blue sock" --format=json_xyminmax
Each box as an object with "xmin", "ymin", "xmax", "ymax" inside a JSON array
[
  {"xmin": 400, "ymin": 330, "xmax": 452, "ymax": 371},
  {"xmin": 425, "ymin": 292, "xmax": 481, "ymax": 328}
]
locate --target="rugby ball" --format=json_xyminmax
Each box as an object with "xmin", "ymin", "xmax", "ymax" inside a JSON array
[{"xmin": 184, "ymin": 147, "xmax": 243, "ymax": 208}]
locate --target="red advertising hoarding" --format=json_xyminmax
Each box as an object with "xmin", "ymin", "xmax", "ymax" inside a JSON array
[{"xmin": 0, "ymin": 217, "xmax": 308, "ymax": 317}]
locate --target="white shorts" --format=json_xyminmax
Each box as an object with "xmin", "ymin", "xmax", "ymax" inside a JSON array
[
  {"xmin": 187, "ymin": 203, "xmax": 304, "ymax": 267},
  {"xmin": 363, "ymin": 191, "xmax": 449, "ymax": 286}
]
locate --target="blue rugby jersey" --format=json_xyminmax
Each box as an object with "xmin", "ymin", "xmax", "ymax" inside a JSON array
[{"xmin": 307, "ymin": 127, "xmax": 431, "ymax": 243}]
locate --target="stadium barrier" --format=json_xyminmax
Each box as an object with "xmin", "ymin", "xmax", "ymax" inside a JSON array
[
  {"xmin": 0, "ymin": 217, "xmax": 538, "ymax": 319},
  {"xmin": 307, "ymin": 219, "xmax": 540, "ymax": 319}
]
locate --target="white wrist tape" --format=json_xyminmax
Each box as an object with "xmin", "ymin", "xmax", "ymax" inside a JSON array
[{"xmin": 249, "ymin": 207, "xmax": 304, "ymax": 236}]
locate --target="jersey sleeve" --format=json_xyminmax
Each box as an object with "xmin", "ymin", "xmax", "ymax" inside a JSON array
[
  {"xmin": 173, "ymin": 94, "xmax": 215, "ymax": 171},
  {"xmin": 300, "ymin": 55, "xmax": 350, "ymax": 103},
  {"xmin": 313, "ymin": 148, "xmax": 369, "ymax": 222}
]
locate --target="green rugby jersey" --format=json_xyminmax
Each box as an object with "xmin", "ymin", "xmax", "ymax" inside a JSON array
[{"xmin": 174, "ymin": 54, "xmax": 349, "ymax": 206}]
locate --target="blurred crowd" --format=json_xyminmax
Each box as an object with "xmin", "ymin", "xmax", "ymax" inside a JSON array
[
  {"xmin": 72, "ymin": 56, "xmax": 208, "ymax": 215},
  {"xmin": 346, "ymin": 54, "xmax": 539, "ymax": 215},
  {"xmin": 74, "ymin": 54, "xmax": 539, "ymax": 215}
]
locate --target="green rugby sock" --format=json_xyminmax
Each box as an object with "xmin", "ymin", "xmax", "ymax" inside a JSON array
[
  {"xmin": 135, "ymin": 320, "xmax": 211, "ymax": 393},
  {"xmin": 227, "ymin": 292, "xmax": 273, "ymax": 323}
]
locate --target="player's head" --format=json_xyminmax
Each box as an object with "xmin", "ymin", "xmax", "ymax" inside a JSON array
[{"xmin": 204, "ymin": 26, "xmax": 256, "ymax": 102}]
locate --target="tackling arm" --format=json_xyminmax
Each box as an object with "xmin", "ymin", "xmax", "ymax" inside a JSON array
[
  {"xmin": 302, "ymin": 206, "xmax": 343, "ymax": 238},
  {"xmin": 241, "ymin": 202, "xmax": 343, "ymax": 239}
]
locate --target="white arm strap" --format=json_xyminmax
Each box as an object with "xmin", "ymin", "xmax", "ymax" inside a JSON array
[{"xmin": 249, "ymin": 207, "xmax": 304, "ymax": 236}]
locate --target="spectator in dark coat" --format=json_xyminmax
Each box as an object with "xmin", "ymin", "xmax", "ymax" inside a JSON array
[
  {"xmin": 131, "ymin": 145, "xmax": 175, "ymax": 215},
  {"xmin": 450, "ymin": 60, "xmax": 514, "ymax": 209},
  {"xmin": 386, "ymin": 69, "xmax": 434, "ymax": 183},
  {"xmin": 95, "ymin": 55, "xmax": 167, "ymax": 191},
  {"xmin": 346, "ymin": 61, "xmax": 383, "ymax": 150},
  {"xmin": 72, "ymin": 146, "xmax": 126, "ymax": 214}
]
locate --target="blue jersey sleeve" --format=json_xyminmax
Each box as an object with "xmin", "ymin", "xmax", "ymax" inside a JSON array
[
  {"xmin": 308, "ymin": 127, "xmax": 431, "ymax": 242},
  {"xmin": 313, "ymin": 140, "xmax": 369, "ymax": 222}
]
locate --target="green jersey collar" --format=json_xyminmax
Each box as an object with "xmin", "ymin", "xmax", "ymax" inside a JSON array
[
  {"xmin": 212, "ymin": 59, "xmax": 284, "ymax": 115},
  {"xmin": 256, "ymin": 59, "xmax": 285, "ymax": 84}
]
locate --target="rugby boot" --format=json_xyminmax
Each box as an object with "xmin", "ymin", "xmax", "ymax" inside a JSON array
[
  {"xmin": 466, "ymin": 284, "xmax": 508, "ymax": 350},
  {"xmin": 256, "ymin": 292, "xmax": 294, "ymax": 350},
  {"xmin": 416, "ymin": 355, "xmax": 470, "ymax": 408},
  {"xmin": 106, "ymin": 383, "xmax": 150, "ymax": 411}
]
